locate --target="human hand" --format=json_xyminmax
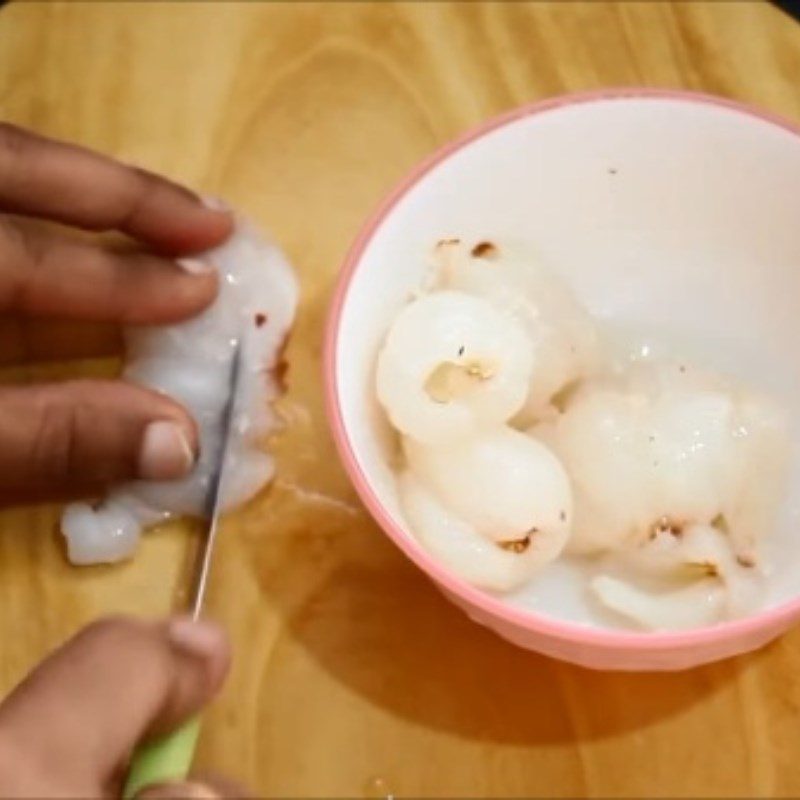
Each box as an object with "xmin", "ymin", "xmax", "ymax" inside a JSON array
[
  {"xmin": 0, "ymin": 123, "xmax": 234, "ymax": 504},
  {"xmin": 0, "ymin": 616, "xmax": 242, "ymax": 798}
]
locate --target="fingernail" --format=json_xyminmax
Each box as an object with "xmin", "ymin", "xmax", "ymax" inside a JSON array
[
  {"xmin": 139, "ymin": 421, "xmax": 195, "ymax": 480},
  {"xmin": 136, "ymin": 780, "xmax": 220, "ymax": 799},
  {"xmin": 200, "ymin": 195, "xmax": 230, "ymax": 213},
  {"xmin": 176, "ymin": 257, "xmax": 215, "ymax": 275},
  {"xmin": 167, "ymin": 617, "xmax": 226, "ymax": 660}
]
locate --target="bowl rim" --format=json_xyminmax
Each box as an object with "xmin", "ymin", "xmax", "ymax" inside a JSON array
[{"xmin": 323, "ymin": 87, "xmax": 800, "ymax": 652}]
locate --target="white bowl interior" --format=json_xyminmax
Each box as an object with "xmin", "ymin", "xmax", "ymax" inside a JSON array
[{"xmin": 335, "ymin": 95, "xmax": 800, "ymax": 626}]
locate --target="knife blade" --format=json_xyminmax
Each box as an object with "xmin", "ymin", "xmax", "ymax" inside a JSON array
[
  {"xmin": 190, "ymin": 337, "xmax": 244, "ymax": 620},
  {"xmin": 123, "ymin": 338, "xmax": 244, "ymax": 799}
]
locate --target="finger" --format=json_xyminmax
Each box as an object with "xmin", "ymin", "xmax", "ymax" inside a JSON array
[
  {"xmin": 0, "ymin": 379, "xmax": 198, "ymax": 502},
  {"xmin": 137, "ymin": 775, "xmax": 251, "ymax": 799},
  {"xmin": 0, "ymin": 316, "xmax": 121, "ymax": 364},
  {"xmin": 0, "ymin": 124, "xmax": 233, "ymax": 254},
  {"xmin": 137, "ymin": 782, "xmax": 220, "ymax": 799},
  {"xmin": 0, "ymin": 616, "xmax": 230, "ymax": 795},
  {"xmin": 191, "ymin": 774, "xmax": 253, "ymax": 798},
  {"xmin": 0, "ymin": 217, "xmax": 218, "ymax": 322}
]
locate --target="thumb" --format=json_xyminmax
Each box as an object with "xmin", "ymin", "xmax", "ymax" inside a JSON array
[
  {"xmin": 0, "ymin": 380, "xmax": 198, "ymax": 504},
  {"xmin": 0, "ymin": 616, "xmax": 230, "ymax": 797}
]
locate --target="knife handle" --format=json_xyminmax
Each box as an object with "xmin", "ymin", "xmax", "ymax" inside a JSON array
[{"xmin": 123, "ymin": 717, "xmax": 201, "ymax": 798}]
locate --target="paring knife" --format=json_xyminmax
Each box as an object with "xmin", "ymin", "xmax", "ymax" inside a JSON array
[{"xmin": 123, "ymin": 340, "xmax": 244, "ymax": 799}]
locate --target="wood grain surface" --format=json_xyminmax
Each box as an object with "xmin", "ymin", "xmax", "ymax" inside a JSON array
[{"xmin": 2, "ymin": 2, "xmax": 800, "ymax": 797}]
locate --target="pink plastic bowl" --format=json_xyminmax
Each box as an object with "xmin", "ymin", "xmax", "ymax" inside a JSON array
[{"xmin": 324, "ymin": 89, "xmax": 800, "ymax": 671}]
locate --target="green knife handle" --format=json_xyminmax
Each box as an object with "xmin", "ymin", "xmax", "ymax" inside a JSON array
[{"xmin": 123, "ymin": 717, "xmax": 201, "ymax": 798}]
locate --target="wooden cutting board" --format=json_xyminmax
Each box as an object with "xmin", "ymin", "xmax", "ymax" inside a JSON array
[{"xmin": 2, "ymin": 2, "xmax": 800, "ymax": 796}]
